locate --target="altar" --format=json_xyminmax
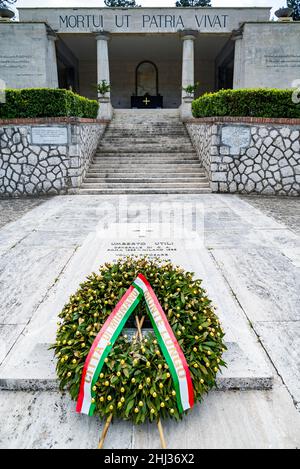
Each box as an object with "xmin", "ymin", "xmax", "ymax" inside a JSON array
[{"xmin": 131, "ymin": 94, "xmax": 163, "ymax": 109}]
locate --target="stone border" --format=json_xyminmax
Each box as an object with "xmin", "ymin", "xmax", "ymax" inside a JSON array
[
  {"xmin": 0, "ymin": 117, "xmax": 109, "ymax": 125},
  {"xmin": 186, "ymin": 117, "xmax": 300, "ymax": 126}
]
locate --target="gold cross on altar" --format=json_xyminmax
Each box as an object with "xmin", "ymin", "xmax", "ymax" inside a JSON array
[{"xmin": 143, "ymin": 97, "xmax": 151, "ymax": 106}]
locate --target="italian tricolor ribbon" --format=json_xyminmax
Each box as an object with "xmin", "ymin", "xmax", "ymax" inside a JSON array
[{"xmin": 76, "ymin": 274, "xmax": 194, "ymax": 416}]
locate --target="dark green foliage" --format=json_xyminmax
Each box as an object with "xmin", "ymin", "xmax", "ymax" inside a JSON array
[
  {"xmin": 287, "ymin": 0, "xmax": 300, "ymax": 20},
  {"xmin": 0, "ymin": 89, "xmax": 99, "ymax": 119},
  {"xmin": 176, "ymin": 0, "xmax": 211, "ymax": 7},
  {"xmin": 192, "ymin": 89, "xmax": 300, "ymax": 119}
]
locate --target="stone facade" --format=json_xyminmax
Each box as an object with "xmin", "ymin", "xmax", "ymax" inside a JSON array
[
  {"xmin": 233, "ymin": 22, "xmax": 300, "ymax": 90},
  {"xmin": 0, "ymin": 119, "xmax": 106, "ymax": 196},
  {"xmin": 19, "ymin": 7, "xmax": 270, "ymax": 34},
  {"xmin": 0, "ymin": 22, "xmax": 58, "ymax": 90},
  {"xmin": 187, "ymin": 118, "xmax": 300, "ymax": 196}
]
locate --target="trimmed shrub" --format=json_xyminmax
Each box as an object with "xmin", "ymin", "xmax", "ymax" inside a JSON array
[
  {"xmin": 192, "ymin": 89, "xmax": 300, "ymax": 119},
  {"xmin": 0, "ymin": 89, "xmax": 99, "ymax": 119}
]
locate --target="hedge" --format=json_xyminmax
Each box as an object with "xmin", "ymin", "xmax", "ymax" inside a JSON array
[
  {"xmin": 0, "ymin": 89, "xmax": 99, "ymax": 119},
  {"xmin": 192, "ymin": 89, "xmax": 300, "ymax": 119}
]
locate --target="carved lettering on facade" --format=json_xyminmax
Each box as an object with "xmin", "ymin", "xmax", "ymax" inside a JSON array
[
  {"xmin": 58, "ymin": 13, "xmax": 230, "ymax": 31},
  {"xmin": 59, "ymin": 15, "xmax": 104, "ymax": 29},
  {"xmin": 195, "ymin": 14, "xmax": 228, "ymax": 29}
]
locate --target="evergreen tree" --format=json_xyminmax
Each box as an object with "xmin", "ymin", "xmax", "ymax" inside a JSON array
[
  {"xmin": 104, "ymin": 0, "xmax": 139, "ymax": 7},
  {"xmin": 0, "ymin": 0, "xmax": 16, "ymax": 7},
  {"xmin": 175, "ymin": 0, "xmax": 212, "ymax": 7},
  {"xmin": 287, "ymin": 0, "xmax": 300, "ymax": 20}
]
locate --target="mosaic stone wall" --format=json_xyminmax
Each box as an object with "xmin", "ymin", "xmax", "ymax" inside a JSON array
[
  {"xmin": 0, "ymin": 121, "xmax": 106, "ymax": 196},
  {"xmin": 187, "ymin": 121, "xmax": 300, "ymax": 196}
]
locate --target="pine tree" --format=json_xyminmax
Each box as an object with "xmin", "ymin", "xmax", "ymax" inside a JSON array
[
  {"xmin": 0, "ymin": 0, "xmax": 16, "ymax": 7},
  {"xmin": 175, "ymin": 0, "xmax": 212, "ymax": 7},
  {"xmin": 287, "ymin": 0, "xmax": 300, "ymax": 20},
  {"xmin": 104, "ymin": 0, "xmax": 139, "ymax": 7}
]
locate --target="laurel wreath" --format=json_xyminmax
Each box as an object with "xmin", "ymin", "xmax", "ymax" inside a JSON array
[{"xmin": 52, "ymin": 257, "xmax": 226, "ymax": 424}]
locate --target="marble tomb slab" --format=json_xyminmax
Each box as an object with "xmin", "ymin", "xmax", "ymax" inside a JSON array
[{"xmin": 0, "ymin": 224, "xmax": 273, "ymax": 391}]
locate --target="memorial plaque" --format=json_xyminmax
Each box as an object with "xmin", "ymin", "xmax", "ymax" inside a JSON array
[
  {"xmin": 31, "ymin": 127, "xmax": 68, "ymax": 145},
  {"xmin": 221, "ymin": 126, "xmax": 251, "ymax": 154}
]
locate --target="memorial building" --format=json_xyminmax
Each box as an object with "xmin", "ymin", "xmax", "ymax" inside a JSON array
[
  {"xmin": 1, "ymin": 6, "xmax": 300, "ymax": 114},
  {"xmin": 0, "ymin": 6, "xmax": 299, "ymax": 197}
]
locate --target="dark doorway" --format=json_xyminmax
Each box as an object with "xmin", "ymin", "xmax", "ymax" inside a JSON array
[{"xmin": 215, "ymin": 40, "xmax": 234, "ymax": 91}]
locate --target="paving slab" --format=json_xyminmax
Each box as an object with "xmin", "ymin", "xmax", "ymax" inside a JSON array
[
  {"xmin": 0, "ymin": 197, "xmax": 63, "ymax": 251},
  {"xmin": 133, "ymin": 382, "xmax": 300, "ymax": 450},
  {"xmin": 242, "ymin": 196, "xmax": 300, "ymax": 235},
  {"xmin": 0, "ymin": 325, "xmax": 24, "ymax": 365},
  {"xmin": 0, "ymin": 198, "xmax": 47, "ymax": 229},
  {"xmin": 221, "ymin": 195, "xmax": 288, "ymax": 231},
  {"xmin": 0, "ymin": 390, "xmax": 132, "ymax": 449},
  {"xmin": 19, "ymin": 230, "xmax": 86, "ymax": 249},
  {"xmin": 0, "ymin": 245, "xmax": 75, "ymax": 325},
  {"xmin": 211, "ymin": 247, "xmax": 300, "ymax": 323},
  {"xmin": 254, "ymin": 321, "xmax": 300, "ymax": 405},
  {"xmin": 0, "ymin": 382, "xmax": 299, "ymax": 449}
]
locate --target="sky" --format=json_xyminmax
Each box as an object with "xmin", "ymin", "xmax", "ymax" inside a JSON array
[{"xmin": 16, "ymin": 0, "xmax": 284, "ymax": 15}]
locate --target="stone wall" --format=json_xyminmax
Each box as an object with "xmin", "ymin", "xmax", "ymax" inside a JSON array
[
  {"xmin": 186, "ymin": 118, "xmax": 300, "ymax": 195},
  {"xmin": 0, "ymin": 118, "xmax": 107, "ymax": 196}
]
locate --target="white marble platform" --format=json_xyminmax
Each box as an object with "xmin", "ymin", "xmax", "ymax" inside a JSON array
[
  {"xmin": 0, "ymin": 225, "xmax": 273, "ymax": 391},
  {"xmin": 0, "ymin": 194, "xmax": 299, "ymax": 448},
  {"xmin": 1, "ymin": 381, "xmax": 299, "ymax": 449}
]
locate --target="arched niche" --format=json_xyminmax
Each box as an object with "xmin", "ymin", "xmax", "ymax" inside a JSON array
[{"xmin": 136, "ymin": 61, "xmax": 159, "ymax": 96}]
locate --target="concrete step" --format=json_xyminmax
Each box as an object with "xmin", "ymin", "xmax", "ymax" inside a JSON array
[
  {"xmin": 105, "ymin": 130, "xmax": 187, "ymax": 136},
  {"xmin": 83, "ymin": 177, "xmax": 208, "ymax": 184},
  {"xmin": 90, "ymin": 160, "xmax": 199, "ymax": 168},
  {"xmin": 92, "ymin": 157, "xmax": 199, "ymax": 163},
  {"xmin": 102, "ymin": 136, "xmax": 190, "ymax": 142},
  {"xmin": 86, "ymin": 171, "xmax": 206, "ymax": 178},
  {"xmin": 99, "ymin": 138, "xmax": 192, "ymax": 143},
  {"xmin": 108, "ymin": 121, "xmax": 184, "ymax": 126},
  {"xmin": 106, "ymin": 128, "xmax": 186, "ymax": 134},
  {"xmin": 90, "ymin": 163, "xmax": 201, "ymax": 170},
  {"xmin": 104, "ymin": 135, "xmax": 188, "ymax": 140},
  {"xmin": 78, "ymin": 188, "xmax": 212, "ymax": 195},
  {"xmin": 96, "ymin": 147, "xmax": 196, "ymax": 154},
  {"xmin": 94, "ymin": 152, "xmax": 197, "ymax": 158},
  {"xmin": 112, "ymin": 111, "xmax": 180, "ymax": 123},
  {"xmin": 79, "ymin": 109, "xmax": 207, "ymax": 195},
  {"xmin": 80, "ymin": 182, "xmax": 211, "ymax": 189}
]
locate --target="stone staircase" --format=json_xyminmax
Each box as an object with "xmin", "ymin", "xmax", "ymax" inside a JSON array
[{"xmin": 79, "ymin": 109, "xmax": 211, "ymax": 194}]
